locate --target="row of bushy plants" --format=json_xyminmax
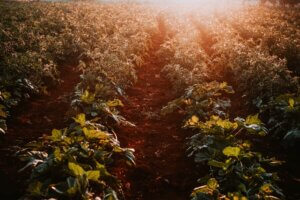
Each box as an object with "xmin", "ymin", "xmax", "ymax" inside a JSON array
[
  {"xmin": 0, "ymin": 1, "xmax": 157, "ymax": 135},
  {"xmin": 224, "ymin": 6, "xmax": 300, "ymax": 75},
  {"xmin": 0, "ymin": 1, "xmax": 159, "ymax": 199},
  {"xmin": 158, "ymin": 5, "xmax": 299, "ymax": 199},
  {"xmin": 162, "ymin": 82, "xmax": 284, "ymax": 199}
]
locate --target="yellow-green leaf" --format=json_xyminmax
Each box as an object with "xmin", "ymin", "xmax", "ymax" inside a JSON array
[
  {"xmin": 245, "ymin": 114, "xmax": 262, "ymax": 125},
  {"xmin": 54, "ymin": 148, "xmax": 62, "ymax": 162},
  {"xmin": 256, "ymin": 166, "xmax": 266, "ymax": 174},
  {"xmin": 1, "ymin": 92, "xmax": 11, "ymax": 100},
  {"xmin": 216, "ymin": 119, "xmax": 238, "ymax": 130},
  {"xmin": 86, "ymin": 170, "xmax": 100, "ymax": 181},
  {"xmin": 63, "ymin": 136, "xmax": 72, "ymax": 144},
  {"xmin": 223, "ymin": 146, "xmax": 241, "ymax": 157},
  {"xmin": 107, "ymin": 99, "xmax": 124, "ymax": 107},
  {"xmin": 73, "ymin": 113, "xmax": 86, "ymax": 127},
  {"xmin": 208, "ymin": 160, "xmax": 225, "ymax": 168},
  {"xmin": 81, "ymin": 90, "xmax": 95, "ymax": 104},
  {"xmin": 68, "ymin": 162, "xmax": 84, "ymax": 176},
  {"xmin": 289, "ymin": 98, "xmax": 295, "ymax": 108},
  {"xmin": 207, "ymin": 178, "xmax": 219, "ymax": 190},
  {"xmin": 51, "ymin": 129, "xmax": 62, "ymax": 141},
  {"xmin": 82, "ymin": 127, "xmax": 108, "ymax": 139}
]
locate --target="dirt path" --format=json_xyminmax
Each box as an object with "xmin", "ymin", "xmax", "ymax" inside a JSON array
[
  {"xmin": 115, "ymin": 35, "xmax": 198, "ymax": 200},
  {"xmin": 0, "ymin": 66, "xmax": 80, "ymax": 199}
]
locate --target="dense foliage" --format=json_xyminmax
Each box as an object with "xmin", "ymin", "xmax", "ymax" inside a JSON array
[
  {"xmin": 1, "ymin": 2, "xmax": 157, "ymax": 199},
  {"xmin": 0, "ymin": 1, "xmax": 299, "ymax": 199},
  {"xmin": 159, "ymin": 5, "xmax": 299, "ymax": 200},
  {"xmin": 0, "ymin": 2, "xmax": 155, "ymax": 135},
  {"xmin": 18, "ymin": 113, "xmax": 135, "ymax": 199}
]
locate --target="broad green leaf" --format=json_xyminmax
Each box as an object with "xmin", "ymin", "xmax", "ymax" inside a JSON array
[
  {"xmin": 51, "ymin": 129, "xmax": 62, "ymax": 141},
  {"xmin": 96, "ymin": 162, "xmax": 110, "ymax": 177},
  {"xmin": 107, "ymin": 99, "xmax": 124, "ymax": 107},
  {"xmin": 223, "ymin": 158, "xmax": 234, "ymax": 171},
  {"xmin": 208, "ymin": 160, "xmax": 224, "ymax": 168},
  {"xmin": 207, "ymin": 178, "xmax": 218, "ymax": 190},
  {"xmin": 256, "ymin": 167, "xmax": 266, "ymax": 174},
  {"xmin": 86, "ymin": 170, "xmax": 100, "ymax": 181},
  {"xmin": 54, "ymin": 148, "xmax": 62, "ymax": 162},
  {"xmin": 63, "ymin": 136, "xmax": 72, "ymax": 144},
  {"xmin": 205, "ymin": 116, "xmax": 238, "ymax": 131},
  {"xmin": 82, "ymin": 127, "xmax": 108, "ymax": 139},
  {"xmin": 73, "ymin": 113, "xmax": 86, "ymax": 127},
  {"xmin": 216, "ymin": 119, "xmax": 238, "ymax": 130},
  {"xmin": 68, "ymin": 162, "xmax": 84, "ymax": 176},
  {"xmin": 223, "ymin": 146, "xmax": 241, "ymax": 157}
]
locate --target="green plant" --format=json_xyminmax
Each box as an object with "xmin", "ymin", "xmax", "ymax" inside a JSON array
[
  {"xmin": 0, "ymin": 1, "xmax": 153, "ymax": 135},
  {"xmin": 18, "ymin": 113, "xmax": 135, "ymax": 199},
  {"xmin": 161, "ymin": 81, "xmax": 234, "ymax": 119},
  {"xmin": 186, "ymin": 114, "xmax": 284, "ymax": 200},
  {"xmin": 258, "ymin": 93, "xmax": 300, "ymax": 150}
]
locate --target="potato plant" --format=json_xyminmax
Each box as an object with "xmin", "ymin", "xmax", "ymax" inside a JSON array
[
  {"xmin": 18, "ymin": 113, "xmax": 135, "ymax": 199},
  {"xmin": 158, "ymin": 9, "xmax": 299, "ymax": 195},
  {"xmin": 0, "ymin": 1, "xmax": 157, "ymax": 199},
  {"xmin": 162, "ymin": 82, "xmax": 284, "ymax": 199},
  {"xmin": 0, "ymin": 2, "xmax": 155, "ymax": 135}
]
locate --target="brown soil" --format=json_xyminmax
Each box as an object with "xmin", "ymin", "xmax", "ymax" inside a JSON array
[
  {"xmin": 0, "ymin": 66, "xmax": 80, "ymax": 199},
  {"xmin": 114, "ymin": 35, "xmax": 199, "ymax": 200}
]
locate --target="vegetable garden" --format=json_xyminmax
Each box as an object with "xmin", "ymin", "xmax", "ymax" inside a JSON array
[{"xmin": 0, "ymin": 1, "xmax": 299, "ymax": 200}]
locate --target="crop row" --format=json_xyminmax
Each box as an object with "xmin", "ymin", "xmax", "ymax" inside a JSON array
[
  {"xmin": 159, "ymin": 5, "xmax": 299, "ymax": 199},
  {"xmin": 1, "ymin": 2, "xmax": 158, "ymax": 199}
]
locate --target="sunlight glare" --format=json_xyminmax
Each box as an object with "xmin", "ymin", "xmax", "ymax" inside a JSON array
[{"xmin": 152, "ymin": 0, "xmax": 246, "ymax": 15}]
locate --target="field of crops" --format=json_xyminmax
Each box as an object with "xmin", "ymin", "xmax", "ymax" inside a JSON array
[{"xmin": 0, "ymin": 1, "xmax": 299, "ymax": 200}]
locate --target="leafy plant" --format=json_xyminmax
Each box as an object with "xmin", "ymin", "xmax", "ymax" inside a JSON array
[
  {"xmin": 0, "ymin": 1, "xmax": 153, "ymax": 135},
  {"xmin": 258, "ymin": 93, "xmax": 300, "ymax": 150},
  {"xmin": 161, "ymin": 81, "xmax": 234, "ymax": 119},
  {"xmin": 186, "ymin": 114, "xmax": 284, "ymax": 200},
  {"xmin": 18, "ymin": 113, "xmax": 135, "ymax": 199}
]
